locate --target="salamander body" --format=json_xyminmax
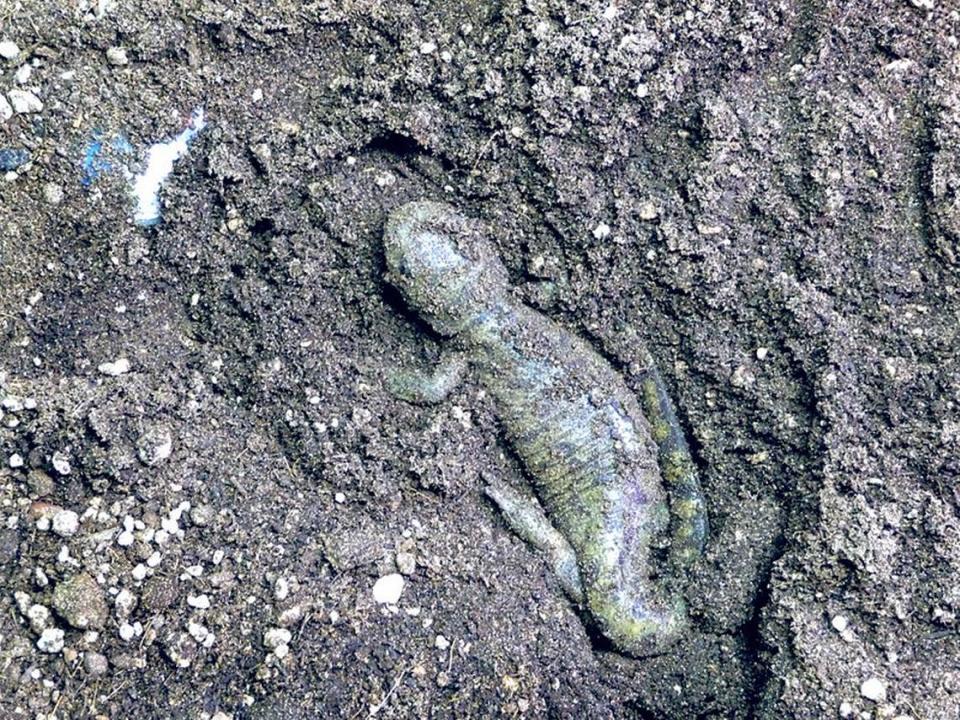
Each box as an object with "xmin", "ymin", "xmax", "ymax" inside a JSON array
[{"xmin": 384, "ymin": 200, "xmax": 706, "ymax": 655}]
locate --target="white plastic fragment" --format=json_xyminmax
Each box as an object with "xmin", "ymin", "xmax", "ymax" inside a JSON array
[{"xmin": 131, "ymin": 107, "xmax": 206, "ymax": 225}]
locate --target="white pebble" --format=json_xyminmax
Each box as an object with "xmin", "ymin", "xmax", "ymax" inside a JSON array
[
  {"xmin": 0, "ymin": 94, "xmax": 12, "ymax": 122},
  {"xmin": 187, "ymin": 594, "xmax": 211, "ymax": 610},
  {"xmin": 51, "ymin": 451, "xmax": 71, "ymax": 475},
  {"xmin": 51, "ymin": 509, "xmax": 80, "ymax": 537},
  {"xmin": 334, "ymin": 492, "xmax": 346, "ymax": 504},
  {"xmin": 831, "ymin": 615, "xmax": 848, "ymax": 632},
  {"xmin": 187, "ymin": 620, "xmax": 209, "ymax": 643},
  {"xmin": 36, "ymin": 627, "xmax": 64, "ymax": 653},
  {"xmin": 8, "ymin": 88, "xmax": 43, "ymax": 114},
  {"xmin": 105, "ymin": 46, "xmax": 128, "ymax": 66},
  {"xmin": 263, "ymin": 627, "xmax": 292, "ymax": 650},
  {"xmin": 115, "ymin": 589, "xmax": 136, "ymax": 618},
  {"xmin": 275, "ymin": 577, "xmax": 290, "ymax": 601},
  {"xmin": 8, "ymin": 453, "xmax": 23, "ymax": 468},
  {"xmin": 0, "ymin": 40, "xmax": 21, "ymax": 59},
  {"xmin": 860, "ymin": 677, "xmax": 887, "ymax": 702},
  {"xmin": 131, "ymin": 564, "xmax": 148, "ymax": 581},
  {"xmin": 419, "ymin": 41, "xmax": 437, "ymax": 54},
  {"xmin": 435, "ymin": 634, "xmax": 450, "ymax": 650},
  {"xmin": 98, "ymin": 358, "xmax": 131, "ymax": 376},
  {"xmin": 756, "ymin": 347, "xmax": 769, "ymax": 360},
  {"xmin": 13, "ymin": 64, "xmax": 31, "ymax": 84},
  {"xmin": 146, "ymin": 551, "xmax": 162, "ymax": 568},
  {"xmin": 118, "ymin": 622, "xmax": 136, "ymax": 641},
  {"xmin": 27, "ymin": 604, "xmax": 50, "ymax": 632},
  {"xmin": 372, "ymin": 573, "xmax": 405, "ymax": 605},
  {"xmin": 117, "ymin": 530, "xmax": 134, "ymax": 546},
  {"xmin": 592, "ymin": 222, "xmax": 611, "ymax": 240}
]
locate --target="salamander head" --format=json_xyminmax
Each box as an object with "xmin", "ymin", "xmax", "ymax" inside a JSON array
[{"xmin": 384, "ymin": 200, "xmax": 509, "ymax": 336}]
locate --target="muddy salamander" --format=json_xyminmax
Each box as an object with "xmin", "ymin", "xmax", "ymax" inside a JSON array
[{"xmin": 384, "ymin": 200, "xmax": 707, "ymax": 655}]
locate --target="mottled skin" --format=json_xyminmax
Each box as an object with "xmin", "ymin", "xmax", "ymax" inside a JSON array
[{"xmin": 384, "ymin": 200, "xmax": 707, "ymax": 656}]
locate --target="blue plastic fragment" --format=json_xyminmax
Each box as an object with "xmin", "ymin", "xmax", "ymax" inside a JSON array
[
  {"xmin": 0, "ymin": 148, "xmax": 31, "ymax": 171},
  {"xmin": 81, "ymin": 131, "xmax": 133, "ymax": 186}
]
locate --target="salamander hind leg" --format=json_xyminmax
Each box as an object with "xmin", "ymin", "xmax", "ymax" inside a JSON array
[{"xmin": 483, "ymin": 475, "xmax": 584, "ymax": 603}]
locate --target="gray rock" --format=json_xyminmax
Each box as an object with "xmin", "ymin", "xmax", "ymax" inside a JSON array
[
  {"xmin": 26, "ymin": 469, "xmax": 55, "ymax": 497},
  {"xmin": 52, "ymin": 573, "xmax": 108, "ymax": 630},
  {"xmin": 83, "ymin": 651, "xmax": 109, "ymax": 676},
  {"xmin": 137, "ymin": 425, "xmax": 173, "ymax": 466}
]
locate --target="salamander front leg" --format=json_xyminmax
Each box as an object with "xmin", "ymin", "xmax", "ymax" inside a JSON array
[{"xmin": 386, "ymin": 351, "xmax": 467, "ymax": 404}]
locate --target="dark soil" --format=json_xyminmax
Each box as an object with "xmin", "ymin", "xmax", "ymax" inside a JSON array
[{"xmin": 1, "ymin": 1, "xmax": 958, "ymax": 718}]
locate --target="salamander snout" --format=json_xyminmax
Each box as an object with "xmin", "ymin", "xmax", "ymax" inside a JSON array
[{"xmin": 384, "ymin": 200, "xmax": 508, "ymax": 336}]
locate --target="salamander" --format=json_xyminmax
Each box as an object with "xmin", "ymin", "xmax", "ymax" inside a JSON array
[{"xmin": 383, "ymin": 200, "xmax": 707, "ymax": 656}]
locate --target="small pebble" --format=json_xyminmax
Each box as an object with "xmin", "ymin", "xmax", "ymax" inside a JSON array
[
  {"xmin": 860, "ymin": 677, "xmax": 887, "ymax": 703},
  {"xmin": 372, "ymin": 573, "xmax": 405, "ymax": 604},
  {"xmin": 263, "ymin": 627, "xmax": 292, "ymax": 657},
  {"xmin": 396, "ymin": 551, "xmax": 417, "ymax": 576},
  {"xmin": 37, "ymin": 628, "xmax": 65, "ymax": 653},
  {"xmin": 756, "ymin": 347, "xmax": 769, "ymax": 361},
  {"xmin": 51, "ymin": 451, "xmax": 72, "ymax": 476},
  {"xmin": 26, "ymin": 469, "xmax": 54, "ymax": 497},
  {"xmin": 190, "ymin": 504, "xmax": 213, "ymax": 526},
  {"xmin": 187, "ymin": 620, "xmax": 210, "ymax": 644},
  {"xmin": 84, "ymin": 651, "xmax": 109, "ymax": 676},
  {"xmin": 14, "ymin": 64, "xmax": 31, "ymax": 84},
  {"xmin": 118, "ymin": 622, "xmax": 136, "ymax": 641},
  {"xmin": 9, "ymin": 453, "xmax": 23, "ymax": 468},
  {"xmin": 0, "ymin": 95, "xmax": 12, "ymax": 121},
  {"xmin": 187, "ymin": 594, "xmax": 211, "ymax": 610},
  {"xmin": 105, "ymin": 46, "xmax": 129, "ymax": 66},
  {"xmin": 592, "ymin": 222, "xmax": 611, "ymax": 240},
  {"xmin": 638, "ymin": 201, "xmax": 660, "ymax": 220},
  {"xmin": 26, "ymin": 604, "xmax": 50, "ymax": 633},
  {"xmin": 98, "ymin": 358, "xmax": 131, "ymax": 376},
  {"xmin": 0, "ymin": 40, "xmax": 20, "ymax": 59},
  {"xmin": 137, "ymin": 425, "xmax": 173, "ymax": 466},
  {"xmin": 7, "ymin": 88, "xmax": 43, "ymax": 114},
  {"xmin": 114, "ymin": 589, "xmax": 136, "ymax": 618},
  {"xmin": 43, "ymin": 183, "xmax": 64, "ymax": 205},
  {"xmin": 831, "ymin": 615, "xmax": 848, "ymax": 632},
  {"xmin": 51, "ymin": 509, "xmax": 80, "ymax": 537},
  {"xmin": 435, "ymin": 634, "xmax": 450, "ymax": 651}
]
